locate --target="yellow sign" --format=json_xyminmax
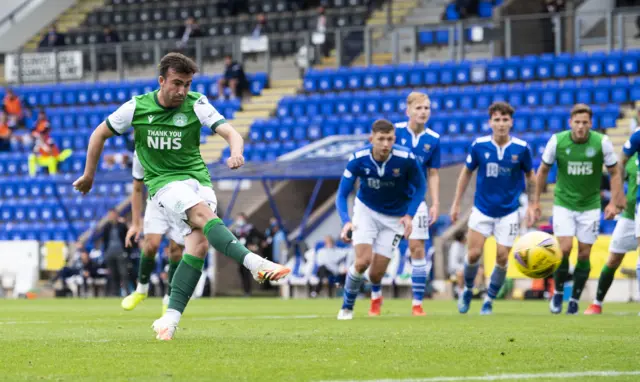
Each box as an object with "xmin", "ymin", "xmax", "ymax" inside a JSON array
[
  {"xmin": 483, "ymin": 235, "xmax": 638, "ymax": 279},
  {"xmin": 43, "ymin": 241, "xmax": 66, "ymax": 271}
]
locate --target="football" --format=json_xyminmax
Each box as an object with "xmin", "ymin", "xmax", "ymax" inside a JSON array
[{"xmin": 512, "ymin": 231, "xmax": 563, "ymax": 279}]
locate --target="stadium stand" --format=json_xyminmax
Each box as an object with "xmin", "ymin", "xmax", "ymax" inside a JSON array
[{"xmin": 220, "ymin": 50, "xmax": 639, "ymax": 163}]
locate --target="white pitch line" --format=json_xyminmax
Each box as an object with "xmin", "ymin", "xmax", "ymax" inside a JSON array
[{"xmin": 317, "ymin": 370, "xmax": 640, "ymax": 382}]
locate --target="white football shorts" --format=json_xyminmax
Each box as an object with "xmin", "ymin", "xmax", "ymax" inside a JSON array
[
  {"xmin": 468, "ymin": 207, "xmax": 520, "ymax": 247},
  {"xmin": 152, "ymin": 179, "xmax": 218, "ymax": 238},
  {"xmin": 352, "ymin": 198, "xmax": 404, "ymax": 259}
]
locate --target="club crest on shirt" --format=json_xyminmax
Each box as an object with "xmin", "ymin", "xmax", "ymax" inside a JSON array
[
  {"xmin": 364, "ymin": 168, "xmax": 370, "ymax": 175},
  {"xmin": 566, "ymin": 148, "xmax": 571, "ymax": 155},
  {"xmin": 424, "ymin": 144, "xmax": 431, "ymax": 152},
  {"xmin": 392, "ymin": 168, "xmax": 401, "ymax": 177},
  {"xmin": 511, "ymin": 154, "xmax": 519, "ymax": 163},
  {"xmin": 484, "ymin": 152, "xmax": 490, "ymax": 159},
  {"xmin": 586, "ymin": 147, "xmax": 596, "ymax": 158},
  {"xmin": 401, "ymin": 138, "xmax": 407, "ymax": 145},
  {"xmin": 173, "ymin": 113, "xmax": 188, "ymax": 127}
]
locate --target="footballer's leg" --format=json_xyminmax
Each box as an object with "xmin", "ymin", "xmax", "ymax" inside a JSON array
[
  {"xmin": 586, "ymin": 217, "xmax": 634, "ymax": 314},
  {"xmin": 156, "ymin": 180, "xmax": 289, "ymax": 283},
  {"xmin": 121, "ymin": 234, "xmax": 161, "ymax": 311},
  {"xmin": 153, "ymin": 229, "xmax": 209, "ymax": 340},
  {"xmin": 460, "ymin": 208, "xmax": 491, "ymax": 314},
  {"xmin": 481, "ymin": 210, "xmax": 519, "ymax": 315},
  {"xmin": 339, "ymin": 199, "xmax": 377, "ymax": 320},
  {"xmin": 162, "ymin": 239, "xmax": 184, "ymax": 315},
  {"xmin": 338, "ymin": 244, "xmax": 372, "ymax": 320},
  {"xmin": 550, "ymin": 205, "xmax": 577, "ymax": 314},
  {"xmin": 368, "ymin": 253, "xmax": 392, "ymax": 317},
  {"xmin": 567, "ymin": 209, "xmax": 600, "ymax": 315},
  {"xmin": 408, "ymin": 202, "xmax": 430, "ymax": 316}
]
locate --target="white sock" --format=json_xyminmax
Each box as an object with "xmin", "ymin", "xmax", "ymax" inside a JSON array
[
  {"xmin": 164, "ymin": 308, "xmax": 181, "ymax": 325},
  {"xmin": 484, "ymin": 295, "xmax": 493, "ymax": 303},
  {"xmin": 593, "ymin": 299, "xmax": 602, "ymax": 306},
  {"xmin": 349, "ymin": 264, "xmax": 364, "ymax": 278},
  {"xmin": 242, "ymin": 252, "xmax": 264, "ymax": 271},
  {"xmin": 371, "ymin": 289, "xmax": 382, "ymax": 300},
  {"xmin": 412, "ymin": 299, "xmax": 422, "ymax": 306},
  {"xmin": 136, "ymin": 283, "xmax": 149, "ymax": 295}
]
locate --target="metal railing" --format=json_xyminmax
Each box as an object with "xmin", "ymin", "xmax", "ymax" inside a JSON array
[{"xmin": 4, "ymin": 7, "xmax": 640, "ymax": 85}]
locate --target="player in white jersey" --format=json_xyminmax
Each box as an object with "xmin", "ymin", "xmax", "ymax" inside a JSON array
[
  {"xmin": 121, "ymin": 152, "xmax": 208, "ymax": 314},
  {"xmin": 392, "ymin": 92, "xmax": 441, "ymax": 316}
]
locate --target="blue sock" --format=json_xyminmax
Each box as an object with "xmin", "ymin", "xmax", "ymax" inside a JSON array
[
  {"xmin": 463, "ymin": 260, "xmax": 480, "ymax": 289},
  {"xmin": 370, "ymin": 283, "xmax": 382, "ymax": 300},
  {"xmin": 487, "ymin": 265, "xmax": 507, "ymax": 300},
  {"xmin": 342, "ymin": 265, "xmax": 364, "ymax": 310},
  {"xmin": 411, "ymin": 258, "xmax": 427, "ymax": 305}
]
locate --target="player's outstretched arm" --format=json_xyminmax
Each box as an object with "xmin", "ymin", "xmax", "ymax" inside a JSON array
[
  {"xmin": 604, "ymin": 163, "xmax": 625, "ymax": 219},
  {"xmin": 427, "ymin": 168, "xmax": 440, "ymax": 225},
  {"xmin": 336, "ymin": 169, "xmax": 356, "ymax": 242},
  {"xmin": 216, "ymin": 123, "xmax": 245, "ymax": 169},
  {"xmin": 450, "ymin": 167, "xmax": 472, "ymax": 223},
  {"xmin": 126, "ymin": 179, "xmax": 144, "ymax": 247},
  {"xmin": 524, "ymin": 170, "xmax": 538, "ymax": 226},
  {"xmin": 73, "ymin": 122, "xmax": 114, "ymax": 194}
]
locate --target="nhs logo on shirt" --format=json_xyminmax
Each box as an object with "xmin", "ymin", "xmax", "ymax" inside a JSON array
[
  {"xmin": 486, "ymin": 163, "xmax": 513, "ymax": 178},
  {"xmin": 568, "ymin": 161, "xmax": 593, "ymax": 175}
]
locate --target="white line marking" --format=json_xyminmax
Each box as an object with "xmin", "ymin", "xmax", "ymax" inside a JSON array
[{"xmin": 317, "ymin": 370, "xmax": 640, "ymax": 382}]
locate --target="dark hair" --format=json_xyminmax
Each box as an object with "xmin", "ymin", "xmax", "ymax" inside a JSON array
[
  {"xmin": 570, "ymin": 103, "xmax": 593, "ymax": 119},
  {"xmin": 158, "ymin": 52, "xmax": 198, "ymax": 78},
  {"xmin": 371, "ymin": 119, "xmax": 394, "ymax": 134},
  {"xmin": 488, "ymin": 102, "xmax": 515, "ymax": 118},
  {"xmin": 453, "ymin": 230, "xmax": 466, "ymax": 242}
]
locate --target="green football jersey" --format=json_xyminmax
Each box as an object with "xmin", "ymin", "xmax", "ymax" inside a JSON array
[
  {"xmin": 541, "ymin": 130, "xmax": 617, "ymax": 212},
  {"xmin": 106, "ymin": 90, "xmax": 226, "ymax": 196},
  {"xmin": 621, "ymin": 153, "xmax": 638, "ymax": 220}
]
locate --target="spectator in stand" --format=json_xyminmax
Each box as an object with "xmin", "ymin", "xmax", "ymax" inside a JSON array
[
  {"xmin": 217, "ymin": 55, "xmax": 247, "ymax": 100},
  {"xmin": 28, "ymin": 124, "xmax": 72, "ymax": 176},
  {"xmin": 176, "ymin": 17, "xmax": 203, "ymax": 50},
  {"xmin": 231, "ymin": 212, "xmax": 265, "ymax": 296},
  {"xmin": 251, "ymin": 13, "xmax": 269, "ymax": 37},
  {"xmin": 310, "ymin": 236, "xmax": 347, "ymax": 298},
  {"xmin": 100, "ymin": 26, "xmax": 120, "ymax": 43},
  {"xmin": 264, "ymin": 217, "xmax": 287, "ymax": 264},
  {"xmin": 39, "ymin": 24, "xmax": 66, "ymax": 48},
  {"xmin": 100, "ymin": 209, "xmax": 130, "ymax": 297},
  {"xmin": 3, "ymin": 88, "xmax": 24, "ymax": 129},
  {"xmin": 315, "ymin": 6, "xmax": 330, "ymax": 58},
  {"xmin": 0, "ymin": 114, "xmax": 11, "ymax": 152},
  {"xmin": 79, "ymin": 249, "xmax": 104, "ymax": 296},
  {"xmin": 544, "ymin": 0, "xmax": 565, "ymax": 13}
]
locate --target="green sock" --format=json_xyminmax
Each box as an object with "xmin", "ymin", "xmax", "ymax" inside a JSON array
[
  {"xmin": 595, "ymin": 264, "xmax": 618, "ymax": 303},
  {"xmin": 203, "ymin": 218, "xmax": 250, "ymax": 264},
  {"xmin": 138, "ymin": 251, "xmax": 156, "ymax": 286},
  {"xmin": 572, "ymin": 259, "xmax": 591, "ymax": 300},
  {"xmin": 167, "ymin": 259, "xmax": 180, "ymax": 296},
  {"xmin": 168, "ymin": 254, "xmax": 204, "ymax": 314},
  {"xmin": 554, "ymin": 255, "xmax": 570, "ymax": 293}
]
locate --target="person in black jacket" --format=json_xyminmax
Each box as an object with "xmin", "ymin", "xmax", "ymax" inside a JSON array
[
  {"xmin": 231, "ymin": 213, "xmax": 266, "ymax": 296},
  {"xmin": 100, "ymin": 209, "xmax": 129, "ymax": 296},
  {"xmin": 39, "ymin": 24, "xmax": 66, "ymax": 48}
]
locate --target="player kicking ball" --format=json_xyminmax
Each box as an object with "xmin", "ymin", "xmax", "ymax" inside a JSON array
[
  {"xmin": 450, "ymin": 102, "xmax": 536, "ymax": 315},
  {"xmin": 585, "ymin": 154, "xmax": 637, "ymax": 314},
  {"xmin": 534, "ymin": 104, "xmax": 624, "ymax": 315},
  {"xmin": 393, "ymin": 92, "xmax": 441, "ymax": 316},
  {"xmin": 121, "ymin": 152, "xmax": 208, "ymax": 314},
  {"xmin": 73, "ymin": 53, "xmax": 290, "ymax": 340},
  {"xmin": 336, "ymin": 119, "xmax": 426, "ymax": 320}
]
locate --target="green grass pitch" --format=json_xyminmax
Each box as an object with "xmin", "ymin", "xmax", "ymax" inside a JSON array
[{"xmin": 1, "ymin": 298, "xmax": 640, "ymax": 381}]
